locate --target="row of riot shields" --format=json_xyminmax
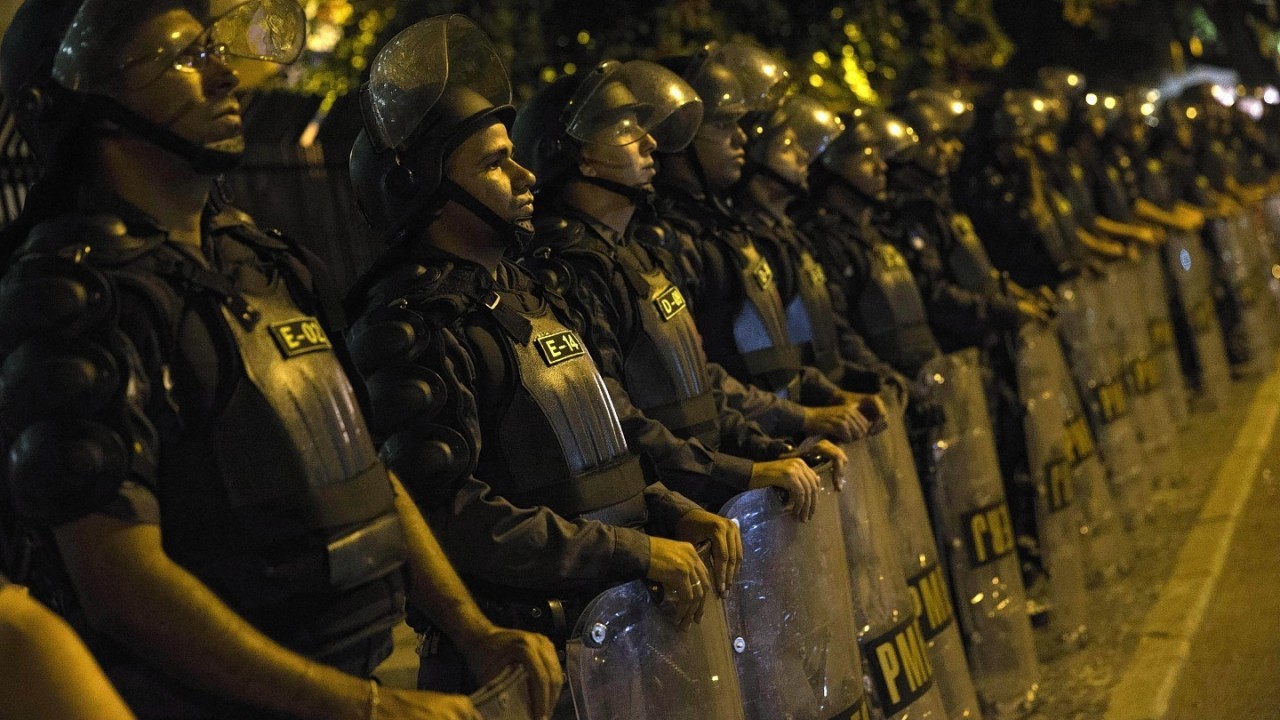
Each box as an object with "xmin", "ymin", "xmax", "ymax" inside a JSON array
[
  {"xmin": 1207, "ymin": 210, "xmax": 1278, "ymax": 376},
  {"xmin": 1055, "ymin": 276, "xmax": 1153, "ymax": 528},
  {"xmin": 568, "ymin": 464, "xmax": 870, "ymax": 720},
  {"xmin": 1106, "ymin": 259, "xmax": 1184, "ymax": 487},
  {"xmin": 568, "ymin": 434, "xmax": 986, "ymax": 719},
  {"xmin": 1163, "ymin": 229, "xmax": 1233, "ymax": 408},
  {"xmin": 918, "ymin": 350, "xmax": 1040, "ymax": 718},
  {"xmin": 567, "ymin": 319, "xmax": 1206, "ymax": 718}
]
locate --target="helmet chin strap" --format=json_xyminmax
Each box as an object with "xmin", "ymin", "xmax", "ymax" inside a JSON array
[
  {"xmin": 87, "ymin": 95, "xmax": 243, "ymax": 175},
  {"xmin": 574, "ymin": 171, "xmax": 653, "ymax": 204},
  {"xmin": 439, "ymin": 177, "xmax": 534, "ymax": 253}
]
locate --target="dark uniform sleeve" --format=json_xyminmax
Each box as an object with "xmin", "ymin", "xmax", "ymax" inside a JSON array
[
  {"xmin": 371, "ymin": 309, "xmax": 656, "ymax": 592},
  {"xmin": 707, "ymin": 362, "xmax": 807, "ymax": 438},
  {"xmin": 604, "ymin": 375, "xmax": 755, "ymax": 498}
]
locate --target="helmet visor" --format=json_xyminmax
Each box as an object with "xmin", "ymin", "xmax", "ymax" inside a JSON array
[
  {"xmin": 710, "ymin": 42, "xmax": 790, "ymax": 113},
  {"xmin": 363, "ymin": 14, "xmax": 511, "ymax": 151},
  {"xmin": 564, "ymin": 63, "xmax": 656, "ymax": 147},
  {"xmin": 684, "ymin": 46, "xmax": 749, "ymax": 121},
  {"xmin": 773, "ymin": 94, "xmax": 844, "ymax": 159},
  {"xmin": 53, "ymin": 0, "xmax": 305, "ymax": 93},
  {"xmin": 618, "ymin": 60, "xmax": 703, "ymax": 151}
]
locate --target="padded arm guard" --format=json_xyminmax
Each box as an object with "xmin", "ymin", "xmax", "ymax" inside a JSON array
[{"xmin": 0, "ymin": 216, "xmax": 164, "ymax": 526}]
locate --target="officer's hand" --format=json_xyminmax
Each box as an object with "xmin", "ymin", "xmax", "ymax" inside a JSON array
[
  {"xmin": 750, "ymin": 457, "xmax": 823, "ymax": 520},
  {"xmin": 855, "ymin": 394, "xmax": 889, "ymax": 435},
  {"xmin": 1017, "ymin": 299, "xmax": 1051, "ymax": 325},
  {"xmin": 377, "ymin": 689, "xmax": 481, "ymax": 720},
  {"xmin": 647, "ymin": 537, "xmax": 711, "ymax": 630},
  {"xmin": 672, "ymin": 508, "xmax": 742, "ymax": 595},
  {"xmin": 460, "ymin": 627, "xmax": 562, "ymax": 720},
  {"xmin": 811, "ymin": 439, "xmax": 849, "ymax": 489},
  {"xmin": 802, "ymin": 403, "xmax": 870, "ymax": 442}
]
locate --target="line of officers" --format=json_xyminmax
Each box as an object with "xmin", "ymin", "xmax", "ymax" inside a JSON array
[{"xmin": 2, "ymin": 2, "xmax": 1279, "ymax": 719}]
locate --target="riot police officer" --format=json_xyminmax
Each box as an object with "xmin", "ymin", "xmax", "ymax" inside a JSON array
[
  {"xmin": 345, "ymin": 16, "xmax": 741, "ymax": 717},
  {"xmin": 732, "ymin": 89, "xmax": 903, "ymax": 405},
  {"xmin": 887, "ymin": 87, "xmax": 1047, "ymax": 354},
  {"xmin": 798, "ymin": 109, "xmax": 942, "ymax": 386},
  {"xmin": 644, "ymin": 43, "xmax": 875, "ymax": 440},
  {"xmin": 511, "ymin": 60, "xmax": 843, "ymax": 515},
  {"xmin": 0, "ymin": 3, "xmax": 558, "ymax": 719}
]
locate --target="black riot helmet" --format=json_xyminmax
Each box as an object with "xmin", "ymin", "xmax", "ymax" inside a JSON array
[
  {"xmin": 350, "ymin": 15, "xmax": 530, "ymax": 246},
  {"xmin": 1038, "ymin": 67, "xmax": 1087, "ymax": 112},
  {"xmin": 815, "ymin": 106, "xmax": 915, "ymax": 201},
  {"xmin": 992, "ymin": 89, "xmax": 1055, "ymax": 144},
  {"xmin": 511, "ymin": 59, "xmax": 702, "ymax": 199},
  {"xmin": 741, "ymin": 92, "xmax": 844, "ymax": 194},
  {"xmin": 1081, "ymin": 90, "xmax": 1123, "ymax": 139},
  {"xmin": 680, "ymin": 44, "xmax": 750, "ymax": 123},
  {"xmin": 713, "ymin": 41, "xmax": 791, "ymax": 125},
  {"xmin": 892, "ymin": 87, "xmax": 973, "ymax": 176},
  {"xmin": 657, "ymin": 43, "xmax": 752, "ymax": 194},
  {"xmin": 27, "ymin": 0, "xmax": 305, "ymax": 174}
]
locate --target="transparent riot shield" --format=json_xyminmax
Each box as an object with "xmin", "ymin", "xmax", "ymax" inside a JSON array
[
  {"xmin": 1256, "ymin": 197, "xmax": 1280, "ymax": 321},
  {"xmin": 1136, "ymin": 251, "xmax": 1190, "ymax": 429},
  {"xmin": 567, "ymin": 579, "xmax": 744, "ymax": 720},
  {"xmin": 1210, "ymin": 214, "xmax": 1275, "ymax": 375},
  {"xmin": 1055, "ymin": 277, "xmax": 1151, "ymax": 528},
  {"xmin": 919, "ymin": 350, "xmax": 1039, "ymax": 718},
  {"xmin": 838, "ymin": 439, "xmax": 949, "ymax": 719},
  {"xmin": 1012, "ymin": 323, "xmax": 1089, "ymax": 651},
  {"xmin": 869, "ymin": 400, "xmax": 984, "ymax": 720},
  {"xmin": 720, "ymin": 473, "xmax": 870, "ymax": 720},
  {"xmin": 1049, "ymin": 345, "xmax": 1133, "ymax": 586},
  {"xmin": 1163, "ymin": 229, "xmax": 1232, "ymax": 408},
  {"xmin": 1105, "ymin": 261, "xmax": 1181, "ymax": 487}
]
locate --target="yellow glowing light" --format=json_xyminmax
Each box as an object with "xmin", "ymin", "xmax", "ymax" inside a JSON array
[
  {"xmin": 831, "ymin": 7, "xmax": 844, "ymax": 20},
  {"xmin": 812, "ymin": 50, "xmax": 831, "ymax": 68},
  {"xmin": 1067, "ymin": 74, "xmax": 1080, "ymax": 87},
  {"xmin": 1032, "ymin": 99, "xmax": 1046, "ymax": 112},
  {"xmin": 540, "ymin": 67, "xmax": 557, "ymax": 83},
  {"xmin": 576, "ymin": 30, "xmax": 590, "ymax": 45},
  {"xmin": 1186, "ymin": 107, "xmax": 1198, "ymax": 119},
  {"xmin": 1140, "ymin": 102, "xmax": 1155, "ymax": 116},
  {"xmin": 564, "ymin": 62, "xmax": 577, "ymax": 75},
  {"xmin": 1085, "ymin": 93, "xmax": 1098, "ymax": 106},
  {"xmin": 814, "ymin": 109, "xmax": 832, "ymax": 123},
  {"xmin": 887, "ymin": 122, "xmax": 905, "ymax": 137},
  {"xmin": 950, "ymin": 100, "xmax": 966, "ymax": 115},
  {"xmin": 809, "ymin": 74, "xmax": 825, "ymax": 88},
  {"xmin": 1103, "ymin": 96, "xmax": 1118, "ymax": 110},
  {"xmin": 1146, "ymin": 90, "xmax": 1161, "ymax": 102},
  {"xmin": 842, "ymin": 45, "xmax": 855, "ymax": 58},
  {"xmin": 1190, "ymin": 36, "xmax": 1204, "ymax": 57}
]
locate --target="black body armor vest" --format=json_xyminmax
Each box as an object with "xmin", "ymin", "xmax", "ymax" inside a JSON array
[
  {"xmin": 480, "ymin": 289, "xmax": 648, "ymax": 525},
  {"xmin": 857, "ymin": 240, "xmax": 940, "ymax": 376}
]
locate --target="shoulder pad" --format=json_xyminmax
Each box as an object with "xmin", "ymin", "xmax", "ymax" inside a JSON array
[
  {"xmin": 22, "ymin": 214, "xmax": 165, "ymax": 266},
  {"xmin": 207, "ymin": 204, "xmax": 257, "ymax": 232},
  {"xmin": 210, "ymin": 207, "xmax": 294, "ymax": 255},
  {"xmin": 346, "ymin": 303, "xmax": 434, "ymax": 376},
  {"xmin": 531, "ymin": 216, "xmax": 584, "ymax": 245},
  {"xmin": 359, "ymin": 260, "xmax": 480, "ymax": 326}
]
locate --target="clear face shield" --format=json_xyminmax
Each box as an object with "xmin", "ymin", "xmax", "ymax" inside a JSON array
[
  {"xmin": 53, "ymin": 0, "xmax": 306, "ymax": 94},
  {"xmin": 683, "ymin": 47, "xmax": 749, "ymax": 125},
  {"xmin": 564, "ymin": 60, "xmax": 704, "ymax": 152},
  {"xmin": 361, "ymin": 14, "xmax": 512, "ymax": 153},
  {"xmin": 709, "ymin": 41, "xmax": 790, "ymax": 114}
]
